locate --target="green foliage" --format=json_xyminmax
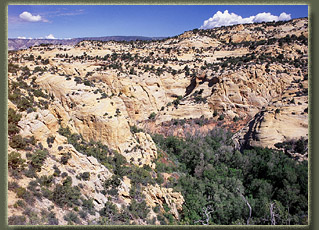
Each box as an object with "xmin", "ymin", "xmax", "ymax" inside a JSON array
[
  {"xmin": 152, "ymin": 128, "xmax": 307, "ymax": 225},
  {"xmin": 218, "ymin": 114, "xmax": 225, "ymax": 121},
  {"xmin": 8, "ymin": 215, "xmax": 27, "ymax": 225},
  {"xmin": 83, "ymin": 80, "xmax": 92, "ymax": 86},
  {"xmin": 38, "ymin": 175, "xmax": 54, "ymax": 187},
  {"xmin": 129, "ymin": 199, "xmax": 149, "ymax": 219},
  {"xmin": 78, "ymin": 172, "xmax": 90, "ymax": 181},
  {"xmin": 128, "ymin": 165, "xmax": 154, "ymax": 186},
  {"xmin": 60, "ymin": 152, "xmax": 71, "ymax": 165},
  {"xmin": 275, "ymin": 137, "xmax": 308, "ymax": 155},
  {"xmin": 233, "ymin": 116, "xmax": 240, "ymax": 122},
  {"xmin": 99, "ymin": 201, "xmax": 120, "ymax": 222},
  {"xmin": 47, "ymin": 212, "xmax": 59, "ymax": 225},
  {"xmin": 81, "ymin": 198, "xmax": 95, "ymax": 215},
  {"xmin": 8, "ymin": 63, "xmax": 20, "ymax": 74},
  {"xmin": 13, "ymin": 186, "xmax": 35, "ymax": 205},
  {"xmin": 8, "ymin": 151, "xmax": 26, "ymax": 172},
  {"xmin": 30, "ymin": 149, "xmax": 48, "ymax": 172},
  {"xmin": 8, "ymin": 108, "xmax": 21, "ymax": 136},
  {"xmin": 213, "ymin": 110, "xmax": 218, "ymax": 117},
  {"xmin": 64, "ymin": 211, "xmax": 80, "ymax": 224},
  {"xmin": 148, "ymin": 112, "xmax": 157, "ymax": 120},
  {"xmin": 9, "ymin": 135, "xmax": 27, "ymax": 150},
  {"xmin": 130, "ymin": 125, "xmax": 143, "ymax": 134},
  {"xmin": 51, "ymin": 177, "xmax": 81, "ymax": 208}
]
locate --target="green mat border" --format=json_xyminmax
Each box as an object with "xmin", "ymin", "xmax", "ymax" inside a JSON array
[{"xmin": 1, "ymin": 1, "xmax": 315, "ymax": 229}]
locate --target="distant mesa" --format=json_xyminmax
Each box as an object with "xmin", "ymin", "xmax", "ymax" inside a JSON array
[{"xmin": 8, "ymin": 36, "xmax": 167, "ymax": 51}]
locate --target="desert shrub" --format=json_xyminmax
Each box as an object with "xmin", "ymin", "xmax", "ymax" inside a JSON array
[
  {"xmin": 8, "ymin": 151, "xmax": 26, "ymax": 172},
  {"xmin": 38, "ymin": 175, "xmax": 54, "ymax": 187},
  {"xmin": 23, "ymin": 166, "xmax": 37, "ymax": 178},
  {"xmin": 78, "ymin": 172, "xmax": 90, "ymax": 181},
  {"xmin": 15, "ymin": 187, "xmax": 35, "ymax": 205},
  {"xmin": 9, "ymin": 135, "xmax": 27, "ymax": 150},
  {"xmin": 47, "ymin": 212, "xmax": 59, "ymax": 225},
  {"xmin": 58, "ymin": 126, "xmax": 72, "ymax": 137},
  {"xmin": 8, "ymin": 108, "xmax": 22, "ymax": 136},
  {"xmin": 218, "ymin": 114, "xmax": 225, "ymax": 121},
  {"xmin": 64, "ymin": 211, "xmax": 80, "ymax": 224},
  {"xmin": 16, "ymin": 97, "xmax": 33, "ymax": 112},
  {"xmin": 79, "ymin": 210, "xmax": 88, "ymax": 219},
  {"xmin": 60, "ymin": 152, "xmax": 71, "ymax": 165},
  {"xmin": 83, "ymin": 80, "xmax": 92, "ymax": 86},
  {"xmin": 99, "ymin": 201, "xmax": 119, "ymax": 220},
  {"xmin": 15, "ymin": 200, "xmax": 26, "ymax": 209},
  {"xmin": 30, "ymin": 149, "xmax": 48, "ymax": 172},
  {"xmin": 53, "ymin": 165, "xmax": 61, "ymax": 177},
  {"xmin": 8, "ymin": 63, "xmax": 20, "ymax": 74},
  {"xmin": 128, "ymin": 166, "xmax": 154, "ymax": 186},
  {"xmin": 51, "ymin": 177, "xmax": 81, "ymax": 208},
  {"xmin": 8, "ymin": 181, "xmax": 19, "ymax": 191},
  {"xmin": 33, "ymin": 89, "xmax": 47, "ymax": 98},
  {"xmin": 41, "ymin": 187, "xmax": 53, "ymax": 200},
  {"xmin": 130, "ymin": 125, "xmax": 143, "ymax": 134},
  {"xmin": 148, "ymin": 112, "xmax": 156, "ymax": 120},
  {"xmin": 128, "ymin": 199, "xmax": 149, "ymax": 219},
  {"xmin": 46, "ymin": 136, "xmax": 55, "ymax": 146},
  {"xmin": 8, "ymin": 120, "xmax": 20, "ymax": 136},
  {"xmin": 8, "ymin": 215, "xmax": 26, "ymax": 225},
  {"xmin": 81, "ymin": 198, "xmax": 95, "ymax": 215}
]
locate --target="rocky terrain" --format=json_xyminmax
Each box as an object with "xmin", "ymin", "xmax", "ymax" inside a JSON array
[{"xmin": 8, "ymin": 18, "xmax": 308, "ymax": 225}]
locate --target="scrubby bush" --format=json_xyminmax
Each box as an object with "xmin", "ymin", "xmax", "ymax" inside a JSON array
[
  {"xmin": 9, "ymin": 135, "xmax": 27, "ymax": 150},
  {"xmin": 8, "ymin": 108, "xmax": 21, "ymax": 136},
  {"xmin": 148, "ymin": 112, "xmax": 156, "ymax": 120},
  {"xmin": 30, "ymin": 149, "xmax": 48, "ymax": 172},
  {"xmin": 8, "ymin": 215, "xmax": 26, "ymax": 225},
  {"xmin": 8, "ymin": 151, "xmax": 26, "ymax": 172},
  {"xmin": 51, "ymin": 177, "xmax": 81, "ymax": 208},
  {"xmin": 64, "ymin": 211, "xmax": 80, "ymax": 224}
]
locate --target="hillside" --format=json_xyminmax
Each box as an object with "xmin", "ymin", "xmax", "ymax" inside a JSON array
[{"xmin": 8, "ymin": 18, "xmax": 308, "ymax": 225}]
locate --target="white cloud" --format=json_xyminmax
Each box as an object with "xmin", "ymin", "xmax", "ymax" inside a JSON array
[
  {"xmin": 253, "ymin": 12, "xmax": 279, "ymax": 23},
  {"xmin": 18, "ymin": 36, "xmax": 26, "ymax": 39},
  {"xmin": 279, "ymin": 12, "xmax": 292, "ymax": 21},
  {"xmin": 19, "ymin": 11, "xmax": 42, "ymax": 22},
  {"xmin": 200, "ymin": 10, "xmax": 291, "ymax": 29},
  {"xmin": 45, "ymin": 34, "xmax": 56, "ymax": 39}
]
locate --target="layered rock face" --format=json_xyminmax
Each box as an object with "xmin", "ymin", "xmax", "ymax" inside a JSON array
[{"xmin": 7, "ymin": 17, "xmax": 308, "ymax": 225}]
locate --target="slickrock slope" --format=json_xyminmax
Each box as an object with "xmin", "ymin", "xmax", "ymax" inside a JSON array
[{"xmin": 7, "ymin": 18, "xmax": 308, "ymax": 225}]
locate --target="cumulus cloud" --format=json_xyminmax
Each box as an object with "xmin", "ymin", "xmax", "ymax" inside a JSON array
[
  {"xmin": 279, "ymin": 12, "xmax": 292, "ymax": 21},
  {"xmin": 200, "ymin": 10, "xmax": 291, "ymax": 29},
  {"xmin": 19, "ymin": 11, "xmax": 42, "ymax": 22},
  {"xmin": 45, "ymin": 34, "xmax": 56, "ymax": 39},
  {"xmin": 17, "ymin": 36, "xmax": 26, "ymax": 39}
]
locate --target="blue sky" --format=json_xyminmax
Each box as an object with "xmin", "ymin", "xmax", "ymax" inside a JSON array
[{"xmin": 8, "ymin": 5, "xmax": 308, "ymax": 39}]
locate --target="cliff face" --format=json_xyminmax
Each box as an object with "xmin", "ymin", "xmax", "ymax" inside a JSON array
[{"xmin": 7, "ymin": 18, "xmax": 308, "ymax": 225}]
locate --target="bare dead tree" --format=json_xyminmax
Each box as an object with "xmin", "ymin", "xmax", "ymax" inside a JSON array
[
  {"xmin": 237, "ymin": 188, "xmax": 252, "ymax": 225},
  {"xmin": 270, "ymin": 202, "xmax": 276, "ymax": 225},
  {"xmin": 194, "ymin": 205, "xmax": 214, "ymax": 225},
  {"xmin": 269, "ymin": 202, "xmax": 280, "ymax": 225}
]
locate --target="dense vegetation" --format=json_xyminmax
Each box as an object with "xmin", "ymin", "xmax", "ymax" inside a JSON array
[{"xmin": 152, "ymin": 128, "xmax": 308, "ymax": 225}]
